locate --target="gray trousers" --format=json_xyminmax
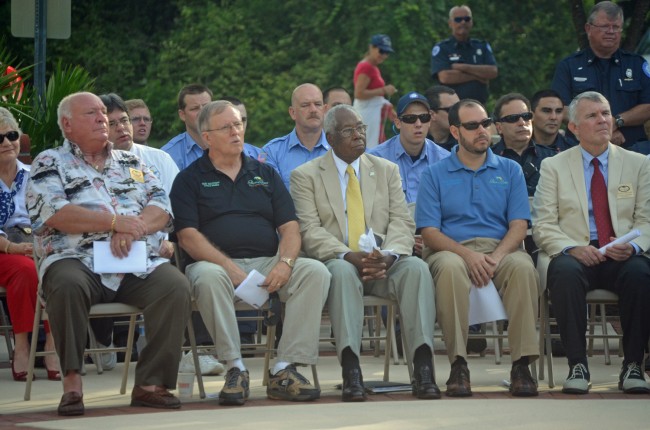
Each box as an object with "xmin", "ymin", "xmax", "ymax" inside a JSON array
[
  {"xmin": 185, "ymin": 256, "xmax": 330, "ymax": 366},
  {"xmin": 326, "ymin": 256, "xmax": 436, "ymax": 364},
  {"xmin": 43, "ymin": 259, "xmax": 191, "ymax": 388}
]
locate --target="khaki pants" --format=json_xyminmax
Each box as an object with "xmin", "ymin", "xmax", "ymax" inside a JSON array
[
  {"xmin": 185, "ymin": 256, "xmax": 330, "ymax": 366},
  {"xmin": 426, "ymin": 238, "xmax": 540, "ymax": 364}
]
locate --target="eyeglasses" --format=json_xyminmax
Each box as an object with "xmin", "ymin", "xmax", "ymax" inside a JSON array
[
  {"xmin": 497, "ymin": 112, "xmax": 533, "ymax": 123},
  {"xmin": 456, "ymin": 118, "xmax": 493, "ymax": 130},
  {"xmin": 337, "ymin": 124, "xmax": 368, "ymax": 138},
  {"xmin": 205, "ymin": 121, "xmax": 244, "ymax": 134},
  {"xmin": 108, "ymin": 117, "xmax": 131, "ymax": 129},
  {"xmin": 0, "ymin": 131, "xmax": 20, "ymax": 142},
  {"xmin": 131, "ymin": 116, "xmax": 152, "ymax": 124},
  {"xmin": 589, "ymin": 23, "xmax": 623, "ymax": 33},
  {"xmin": 400, "ymin": 113, "xmax": 432, "ymax": 124},
  {"xmin": 453, "ymin": 16, "xmax": 472, "ymax": 23}
]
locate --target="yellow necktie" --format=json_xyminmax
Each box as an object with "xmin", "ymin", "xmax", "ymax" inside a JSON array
[{"xmin": 346, "ymin": 165, "xmax": 365, "ymax": 251}]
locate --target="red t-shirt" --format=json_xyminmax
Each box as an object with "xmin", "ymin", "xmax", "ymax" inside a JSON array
[{"xmin": 353, "ymin": 61, "xmax": 385, "ymax": 90}]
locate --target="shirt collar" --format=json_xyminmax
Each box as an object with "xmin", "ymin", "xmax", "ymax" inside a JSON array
[
  {"xmin": 580, "ymin": 145, "xmax": 610, "ymax": 170},
  {"xmin": 447, "ymin": 146, "xmax": 498, "ymax": 172},
  {"xmin": 288, "ymin": 128, "xmax": 330, "ymax": 150},
  {"xmin": 332, "ymin": 151, "xmax": 361, "ymax": 180}
]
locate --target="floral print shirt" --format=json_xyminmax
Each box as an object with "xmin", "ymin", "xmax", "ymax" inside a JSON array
[{"xmin": 26, "ymin": 139, "xmax": 172, "ymax": 290}]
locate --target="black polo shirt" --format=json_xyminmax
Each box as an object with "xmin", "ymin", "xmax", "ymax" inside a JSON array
[
  {"xmin": 492, "ymin": 138, "xmax": 556, "ymax": 196},
  {"xmin": 170, "ymin": 151, "xmax": 297, "ymax": 261}
]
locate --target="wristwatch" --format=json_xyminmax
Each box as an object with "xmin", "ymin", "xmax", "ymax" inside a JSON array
[
  {"xmin": 615, "ymin": 114, "xmax": 625, "ymax": 129},
  {"xmin": 280, "ymin": 256, "xmax": 295, "ymax": 268}
]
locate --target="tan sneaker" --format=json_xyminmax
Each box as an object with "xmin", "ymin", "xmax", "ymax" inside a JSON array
[
  {"xmin": 267, "ymin": 364, "xmax": 320, "ymax": 401},
  {"xmin": 218, "ymin": 367, "xmax": 249, "ymax": 405}
]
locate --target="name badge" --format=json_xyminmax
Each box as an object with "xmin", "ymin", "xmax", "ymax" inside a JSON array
[
  {"xmin": 129, "ymin": 168, "xmax": 144, "ymax": 183},
  {"xmin": 617, "ymin": 184, "xmax": 634, "ymax": 198}
]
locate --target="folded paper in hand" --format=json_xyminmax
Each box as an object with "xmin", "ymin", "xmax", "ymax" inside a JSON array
[
  {"xmin": 93, "ymin": 241, "xmax": 147, "ymax": 273},
  {"xmin": 235, "ymin": 269, "xmax": 269, "ymax": 308},
  {"xmin": 358, "ymin": 228, "xmax": 393, "ymax": 256},
  {"xmin": 469, "ymin": 280, "xmax": 508, "ymax": 326},
  {"xmin": 598, "ymin": 229, "xmax": 640, "ymax": 255}
]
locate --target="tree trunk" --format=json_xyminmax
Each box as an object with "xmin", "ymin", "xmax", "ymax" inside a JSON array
[
  {"xmin": 570, "ymin": 0, "xmax": 588, "ymax": 50},
  {"xmin": 622, "ymin": 0, "xmax": 650, "ymax": 51}
]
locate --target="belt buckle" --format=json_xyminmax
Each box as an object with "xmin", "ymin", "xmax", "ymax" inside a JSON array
[{"xmin": 19, "ymin": 226, "xmax": 32, "ymax": 235}]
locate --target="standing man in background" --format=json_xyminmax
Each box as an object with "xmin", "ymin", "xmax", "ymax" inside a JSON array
[
  {"xmin": 161, "ymin": 84, "xmax": 213, "ymax": 170},
  {"xmin": 125, "ymin": 99, "xmax": 154, "ymax": 146},
  {"xmin": 431, "ymin": 5, "xmax": 498, "ymax": 104}
]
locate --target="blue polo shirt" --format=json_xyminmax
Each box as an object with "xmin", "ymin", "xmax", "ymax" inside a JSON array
[
  {"xmin": 161, "ymin": 132, "xmax": 203, "ymax": 171},
  {"xmin": 263, "ymin": 128, "xmax": 330, "ymax": 189},
  {"xmin": 368, "ymin": 135, "xmax": 450, "ymax": 203},
  {"xmin": 416, "ymin": 147, "xmax": 530, "ymax": 243},
  {"xmin": 552, "ymin": 47, "xmax": 650, "ymax": 145}
]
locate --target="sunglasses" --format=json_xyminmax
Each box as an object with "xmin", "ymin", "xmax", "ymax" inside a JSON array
[
  {"xmin": 453, "ymin": 16, "xmax": 472, "ymax": 23},
  {"xmin": 456, "ymin": 118, "xmax": 493, "ymax": 130},
  {"xmin": 497, "ymin": 112, "xmax": 533, "ymax": 123},
  {"xmin": 400, "ymin": 113, "xmax": 431, "ymax": 124},
  {"xmin": 379, "ymin": 49, "xmax": 391, "ymax": 55},
  {"xmin": 0, "ymin": 131, "xmax": 20, "ymax": 142}
]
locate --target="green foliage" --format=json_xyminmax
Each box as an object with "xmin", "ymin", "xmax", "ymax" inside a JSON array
[
  {"xmin": 16, "ymin": 61, "xmax": 95, "ymax": 156},
  {"xmin": 0, "ymin": 0, "xmax": 627, "ymax": 152}
]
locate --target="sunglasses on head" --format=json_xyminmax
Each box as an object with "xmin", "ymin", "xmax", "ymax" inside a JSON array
[
  {"xmin": 400, "ymin": 113, "xmax": 431, "ymax": 124},
  {"xmin": 0, "ymin": 131, "xmax": 20, "ymax": 142},
  {"xmin": 456, "ymin": 118, "xmax": 493, "ymax": 130},
  {"xmin": 453, "ymin": 16, "xmax": 472, "ymax": 23},
  {"xmin": 497, "ymin": 112, "xmax": 533, "ymax": 123}
]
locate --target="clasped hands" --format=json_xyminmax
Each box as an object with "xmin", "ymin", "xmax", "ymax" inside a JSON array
[
  {"xmin": 110, "ymin": 214, "xmax": 148, "ymax": 258},
  {"xmin": 345, "ymin": 249, "xmax": 397, "ymax": 282}
]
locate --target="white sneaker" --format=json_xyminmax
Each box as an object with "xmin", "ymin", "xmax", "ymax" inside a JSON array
[{"xmin": 179, "ymin": 351, "xmax": 225, "ymax": 375}]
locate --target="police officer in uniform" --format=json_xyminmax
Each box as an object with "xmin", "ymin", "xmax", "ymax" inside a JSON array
[
  {"xmin": 430, "ymin": 5, "xmax": 498, "ymax": 105},
  {"xmin": 552, "ymin": 1, "xmax": 650, "ymax": 148}
]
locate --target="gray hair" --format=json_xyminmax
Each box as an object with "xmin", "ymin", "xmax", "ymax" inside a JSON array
[
  {"xmin": 587, "ymin": 1, "xmax": 623, "ymax": 24},
  {"xmin": 568, "ymin": 91, "xmax": 610, "ymax": 124},
  {"xmin": 57, "ymin": 91, "xmax": 96, "ymax": 135},
  {"xmin": 197, "ymin": 100, "xmax": 236, "ymax": 132},
  {"xmin": 0, "ymin": 107, "xmax": 22, "ymax": 136},
  {"xmin": 323, "ymin": 104, "xmax": 360, "ymax": 135},
  {"xmin": 449, "ymin": 5, "xmax": 472, "ymax": 19}
]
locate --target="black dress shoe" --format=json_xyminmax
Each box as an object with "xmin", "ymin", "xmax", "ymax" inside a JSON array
[
  {"xmin": 412, "ymin": 364, "xmax": 441, "ymax": 399},
  {"xmin": 342, "ymin": 368, "xmax": 367, "ymax": 402}
]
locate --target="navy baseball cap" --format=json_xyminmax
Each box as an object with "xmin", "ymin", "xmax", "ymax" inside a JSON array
[
  {"xmin": 396, "ymin": 92, "xmax": 431, "ymax": 116},
  {"xmin": 370, "ymin": 34, "xmax": 394, "ymax": 53}
]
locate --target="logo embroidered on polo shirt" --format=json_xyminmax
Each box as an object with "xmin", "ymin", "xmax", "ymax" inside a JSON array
[
  {"xmin": 489, "ymin": 176, "xmax": 508, "ymax": 186},
  {"xmin": 247, "ymin": 176, "xmax": 269, "ymax": 187},
  {"xmin": 202, "ymin": 181, "xmax": 220, "ymax": 187}
]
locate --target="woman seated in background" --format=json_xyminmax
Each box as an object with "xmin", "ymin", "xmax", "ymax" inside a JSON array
[
  {"xmin": 353, "ymin": 33, "xmax": 398, "ymax": 149},
  {"xmin": 0, "ymin": 107, "xmax": 59, "ymax": 381}
]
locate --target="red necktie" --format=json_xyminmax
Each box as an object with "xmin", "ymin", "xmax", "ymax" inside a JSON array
[{"xmin": 591, "ymin": 158, "xmax": 615, "ymax": 247}]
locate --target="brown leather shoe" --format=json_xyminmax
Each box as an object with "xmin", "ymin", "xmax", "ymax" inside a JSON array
[
  {"xmin": 58, "ymin": 391, "xmax": 84, "ymax": 416},
  {"xmin": 131, "ymin": 385, "xmax": 181, "ymax": 409},
  {"xmin": 510, "ymin": 363, "xmax": 538, "ymax": 397},
  {"xmin": 446, "ymin": 359, "xmax": 472, "ymax": 397}
]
